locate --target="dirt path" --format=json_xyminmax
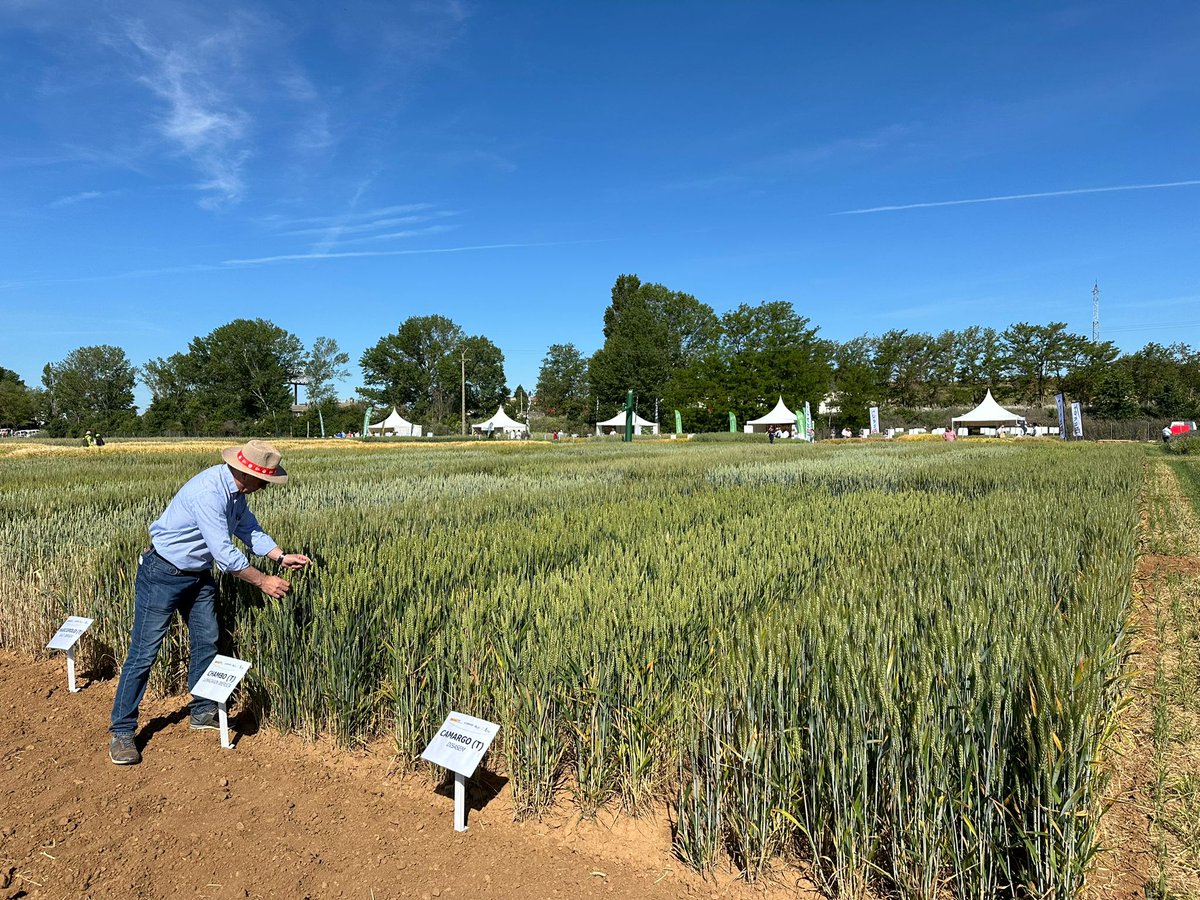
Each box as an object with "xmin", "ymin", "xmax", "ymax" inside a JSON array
[
  {"xmin": 0, "ymin": 652, "xmax": 811, "ymax": 900},
  {"xmin": 1087, "ymin": 458, "xmax": 1200, "ymax": 899}
]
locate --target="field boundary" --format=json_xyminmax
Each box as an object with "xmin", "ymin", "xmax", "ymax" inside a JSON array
[{"xmin": 1096, "ymin": 457, "xmax": 1200, "ymax": 899}]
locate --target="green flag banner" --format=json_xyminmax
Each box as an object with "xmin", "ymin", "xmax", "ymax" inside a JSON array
[
  {"xmin": 729, "ymin": 411, "xmax": 737, "ymax": 433},
  {"xmin": 362, "ymin": 407, "xmax": 370, "ymax": 438},
  {"xmin": 624, "ymin": 390, "xmax": 635, "ymax": 443},
  {"xmin": 674, "ymin": 409, "xmax": 682, "ymax": 435}
]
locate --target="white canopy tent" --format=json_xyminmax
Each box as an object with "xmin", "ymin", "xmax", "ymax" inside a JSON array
[
  {"xmin": 746, "ymin": 396, "xmax": 799, "ymax": 433},
  {"xmin": 472, "ymin": 405, "xmax": 526, "ymax": 437},
  {"xmin": 595, "ymin": 410, "xmax": 658, "ymax": 435},
  {"xmin": 951, "ymin": 390, "xmax": 1026, "ymax": 434},
  {"xmin": 368, "ymin": 407, "xmax": 423, "ymax": 437}
]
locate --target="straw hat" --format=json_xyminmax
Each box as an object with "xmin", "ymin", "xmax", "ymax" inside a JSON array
[{"xmin": 221, "ymin": 439, "xmax": 289, "ymax": 484}]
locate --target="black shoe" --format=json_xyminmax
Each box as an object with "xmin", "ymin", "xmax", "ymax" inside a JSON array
[
  {"xmin": 109, "ymin": 734, "xmax": 141, "ymax": 765},
  {"xmin": 189, "ymin": 709, "xmax": 220, "ymax": 731}
]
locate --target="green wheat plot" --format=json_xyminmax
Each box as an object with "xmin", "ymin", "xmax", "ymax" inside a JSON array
[{"xmin": 0, "ymin": 440, "xmax": 1140, "ymax": 898}]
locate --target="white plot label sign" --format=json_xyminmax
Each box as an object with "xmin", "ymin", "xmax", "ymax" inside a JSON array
[
  {"xmin": 46, "ymin": 616, "xmax": 93, "ymax": 651},
  {"xmin": 421, "ymin": 712, "xmax": 499, "ymax": 778},
  {"xmin": 191, "ymin": 655, "xmax": 252, "ymax": 704}
]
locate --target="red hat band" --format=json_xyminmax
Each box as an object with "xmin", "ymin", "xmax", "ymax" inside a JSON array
[{"xmin": 237, "ymin": 450, "xmax": 277, "ymax": 476}]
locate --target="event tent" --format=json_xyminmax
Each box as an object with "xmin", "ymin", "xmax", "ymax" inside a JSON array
[
  {"xmin": 595, "ymin": 410, "xmax": 658, "ymax": 435},
  {"xmin": 951, "ymin": 390, "xmax": 1025, "ymax": 433},
  {"xmin": 368, "ymin": 407, "xmax": 423, "ymax": 437},
  {"xmin": 746, "ymin": 396, "xmax": 799, "ymax": 433},
  {"xmin": 472, "ymin": 405, "xmax": 526, "ymax": 436}
]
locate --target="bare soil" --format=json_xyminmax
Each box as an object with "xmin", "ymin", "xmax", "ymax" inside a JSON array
[{"xmin": 0, "ymin": 652, "xmax": 811, "ymax": 900}]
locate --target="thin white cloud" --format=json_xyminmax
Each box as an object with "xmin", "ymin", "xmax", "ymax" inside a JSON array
[
  {"xmin": 221, "ymin": 240, "xmax": 583, "ymax": 268},
  {"xmin": 835, "ymin": 179, "xmax": 1200, "ymax": 215},
  {"xmin": 0, "ymin": 237, "xmax": 609, "ymax": 289},
  {"xmin": 264, "ymin": 203, "xmax": 436, "ymax": 230},
  {"xmin": 360, "ymin": 224, "xmax": 457, "ymax": 242},
  {"xmin": 46, "ymin": 190, "xmax": 109, "ymax": 208},
  {"xmin": 118, "ymin": 17, "xmax": 253, "ymax": 207},
  {"xmin": 283, "ymin": 212, "xmax": 453, "ymax": 238}
]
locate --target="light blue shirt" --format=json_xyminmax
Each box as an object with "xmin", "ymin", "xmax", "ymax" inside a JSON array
[{"xmin": 149, "ymin": 464, "xmax": 278, "ymax": 572}]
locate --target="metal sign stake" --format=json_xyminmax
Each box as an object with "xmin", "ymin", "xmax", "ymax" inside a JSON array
[
  {"xmin": 219, "ymin": 701, "xmax": 233, "ymax": 750},
  {"xmin": 66, "ymin": 646, "xmax": 77, "ymax": 692},
  {"xmin": 455, "ymin": 772, "xmax": 468, "ymax": 832}
]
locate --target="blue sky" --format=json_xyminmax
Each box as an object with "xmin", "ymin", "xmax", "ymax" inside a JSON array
[{"xmin": 2, "ymin": 1, "xmax": 1198, "ymax": 409}]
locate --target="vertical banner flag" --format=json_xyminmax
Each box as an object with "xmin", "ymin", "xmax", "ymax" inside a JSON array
[
  {"xmin": 804, "ymin": 401, "xmax": 814, "ymax": 441},
  {"xmin": 363, "ymin": 407, "xmax": 370, "ymax": 438},
  {"xmin": 729, "ymin": 411, "xmax": 737, "ymax": 433},
  {"xmin": 674, "ymin": 409, "xmax": 682, "ymax": 436},
  {"xmin": 1055, "ymin": 393, "xmax": 1066, "ymax": 440},
  {"xmin": 869, "ymin": 406, "xmax": 880, "ymax": 435},
  {"xmin": 796, "ymin": 407, "xmax": 804, "ymax": 440},
  {"xmin": 1071, "ymin": 402, "xmax": 1083, "ymax": 438},
  {"xmin": 623, "ymin": 390, "xmax": 635, "ymax": 443}
]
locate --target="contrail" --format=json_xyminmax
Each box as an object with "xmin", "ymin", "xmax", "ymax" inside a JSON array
[
  {"xmin": 220, "ymin": 240, "xmax": 596, "ymax": 268},
  {"xmin": 834, "ymin": 179, "xmax": 1200, "ymax": 215}
]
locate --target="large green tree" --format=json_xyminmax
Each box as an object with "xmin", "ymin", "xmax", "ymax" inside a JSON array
[
  {"xmin": 141, "ymin": 352, "xmax": 194, "ymax": 435},
  {"xmin": 828, "ymin": 336, "xmax": 878, "ymax": 431},
  {"xmin": 535, "ymin": 343, "xmax": 590, "ymax": 427},
  {"xmin": 303, "ymin": 336, "xmax": 351, "ymax": 406},
  {"xmin": 589, "ymin": 275, "xmax": 719, "ymax": 423},
  {"xmin": 708, "ymin": 301, "xmax": 832, "ymax": 422},
  {"xmin": 1091, "ymin": 367, "xmax": 1139, "ymax": 419},
  {"xmin": 359, "ymin": 315, "xmax": 507, "ymax": 430},
  {"xmin": 1001, "ymin": 322, "xmax": 1089, "ymax": 405},
  {"xmin": 42, "ymin": 345, "xmax": 138, "ymax": 436},
  {"xmin": 143, "ymin": 319, "xmax": 303, "ymax": 434},
  {"xmin": 589, "ymin": 275, "xmax": 671, "ymax": 420},
  {"xmin": 953, "ymin": 326, "xmax": 1006, "ymax": 400},
  {"xmin": 868, "ymin": 329, "xmax": 938, "ymax": 407},
  {"xmin": 0, "ymin": 368, "xmax": 36, "ymax": 429},
  {"xmin": 454, "ymin": 334, "xmax": 508, "ymax": 422}
]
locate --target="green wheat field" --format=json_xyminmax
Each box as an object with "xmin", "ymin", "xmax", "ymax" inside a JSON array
[{"xmin": 0, "ymin": 439, "xmax": 1142, "ymax": 898}]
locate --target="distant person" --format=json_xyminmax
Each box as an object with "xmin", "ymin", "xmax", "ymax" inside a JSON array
[
  {"xmin": 108, "ymin": 440, "xmax": 312, "ymax": 766},
  {"xmin": 768, "ymin": 426, "xmax": 776, "ymax": 444},
  {"xmin": 840, "ymin": 427, "xmax": 851, "ymax": 439},
  {"xmin": 943, "ymin": 427, "xmax": 957, "ymax": 442},
  {"xmin": 84, "ymin": 430, "xmax": 95, "ymax": 448},
  {"xmin": 95, "ymin": 434, "xmax": 106, "ymax": 447},
  {"xmin": 1163, "ymin": 425, "xmax": 1171, "ymax": 443}
]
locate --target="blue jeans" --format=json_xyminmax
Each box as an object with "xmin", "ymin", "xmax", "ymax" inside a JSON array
[{"xmin": 109, "ymin": 550, "xmax": 219, "ymax": 736}]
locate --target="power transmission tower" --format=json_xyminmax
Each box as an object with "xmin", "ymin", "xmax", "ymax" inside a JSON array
[{"xmin": 1092, "ymin": 282, "xmax": 1100, "ymax": 342}]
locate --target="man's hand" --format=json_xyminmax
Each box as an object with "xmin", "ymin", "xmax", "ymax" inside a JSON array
[
  {"xmin": 232, "ymin": 565, "xmax": 292, "ymax": 598},
  {"xmin": 260, "ymin": 575, "xmax": 291, "ymax": 598},
  {"xmin": 279, "ymin": 553, "xmax": 312, "ymax": 571}
]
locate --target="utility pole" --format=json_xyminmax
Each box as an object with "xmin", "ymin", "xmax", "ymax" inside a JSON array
[
  {"xmin": 1092, "ymin": 282, "xmax": 1100, "ymax": 343},
  {"xmin": 460, "ymin": 352, "xmax": 467, "ymax": 436}
]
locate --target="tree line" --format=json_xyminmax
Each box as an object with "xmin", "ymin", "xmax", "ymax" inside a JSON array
[{"xmin": 2, "ymin": 273, "xmax": 1198, "ymax": 436}]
